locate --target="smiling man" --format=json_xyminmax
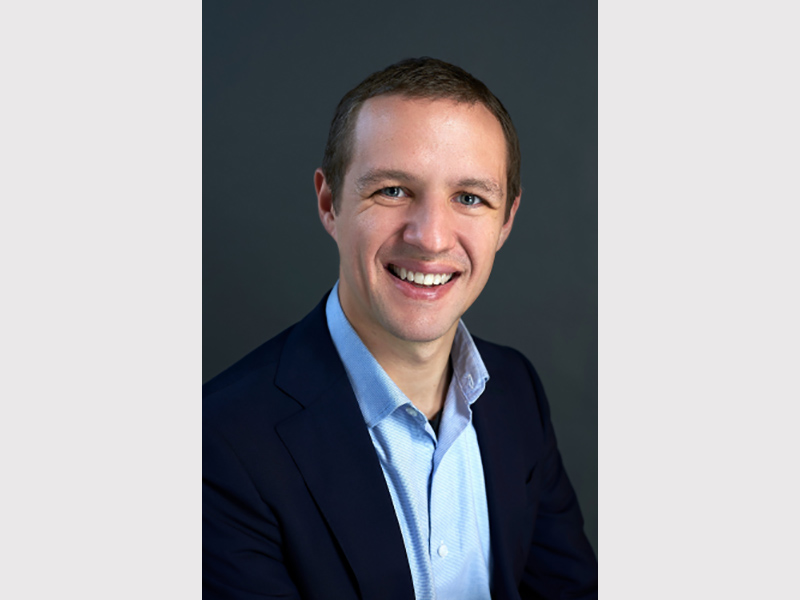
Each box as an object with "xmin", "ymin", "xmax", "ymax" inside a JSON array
[{"xmin": 204, "ymin": 58, "xmax": 597, "ymax": 600}]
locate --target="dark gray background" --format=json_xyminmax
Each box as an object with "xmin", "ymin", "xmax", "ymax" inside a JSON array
[{"xmin": 204, "ymin": 0, "xmax": 597, "ymax": 553}]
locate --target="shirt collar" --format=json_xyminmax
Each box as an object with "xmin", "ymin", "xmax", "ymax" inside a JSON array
[{"xmin": 325, "ymin": 281, "xmax": 490, "ymax": 428}]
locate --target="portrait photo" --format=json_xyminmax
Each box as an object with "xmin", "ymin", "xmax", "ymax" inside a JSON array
[{"xmin": 203, "ymin": 1, "xmax": 597, "ymax": 597}]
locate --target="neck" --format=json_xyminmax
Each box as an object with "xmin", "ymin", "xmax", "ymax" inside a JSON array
[{"xmin": 353, "ymin": 321, "xmax": 457, "ymax": 420}]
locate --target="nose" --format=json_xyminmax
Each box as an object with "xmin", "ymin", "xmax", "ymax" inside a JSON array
[{"xmin": 401, "ymin": 195, "xmax": 456, "ymax": 255}]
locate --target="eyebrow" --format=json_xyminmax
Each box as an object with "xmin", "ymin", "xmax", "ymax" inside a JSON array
[
  {"xmin": 354, "ymin": 169, "xmax": 419, "ymax": 195},
  {"xmin": 354, "ymin": 169, "xmax": 503, "ymax": 200},
  {"xmin": 455, "ymin": 177, "xmax": 503, "ymax": 200}
]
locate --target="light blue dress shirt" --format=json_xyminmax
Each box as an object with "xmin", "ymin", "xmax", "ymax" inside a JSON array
[{"xmin": 326, "ymin": 282, "xmax": 493, "ymax": 600}]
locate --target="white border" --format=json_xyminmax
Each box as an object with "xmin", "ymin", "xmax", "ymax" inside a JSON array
[{"xmin": 600, "ymin": 1, "xmax": 800, "ymax": 596}]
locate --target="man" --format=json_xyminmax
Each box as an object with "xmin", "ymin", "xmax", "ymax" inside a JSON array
[{"xmin": 204, "ymin": 58, "xmax": 597, "ymax": 599}]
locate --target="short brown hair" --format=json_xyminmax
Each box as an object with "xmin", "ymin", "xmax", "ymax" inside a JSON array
[{"xmin": 321, "ymin": 57, "xmax": 521, "ymax": 220}]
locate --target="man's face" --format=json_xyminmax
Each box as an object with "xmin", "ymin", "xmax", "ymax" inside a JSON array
[{"xmin": 316, "ymin": 95, "xmax": 519, "ymax": 349}]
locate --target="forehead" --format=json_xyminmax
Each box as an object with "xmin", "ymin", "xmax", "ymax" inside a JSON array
[{"xmin": 347, "ymin": 95, "xmax": 507, "ymax": 191}]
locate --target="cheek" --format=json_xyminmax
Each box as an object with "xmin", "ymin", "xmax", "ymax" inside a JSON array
[
  {"xmin": 462, "ymin": 227, "xmax": 503, "ymax": 270},
  {"xmin": 337, "ymin": 219, "xmax": 385, "ymax": 272},
  {"xmin": 358, "ymin": 213, "xmax": 401, "ymax": 251},
  {"xmin": 337, "ymin": 218, "xmax": 369, "ymax": 251}
]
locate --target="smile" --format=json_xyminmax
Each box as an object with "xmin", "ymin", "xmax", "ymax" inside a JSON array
[{"xmin": 389, "ymin": 264, "xmax": 455, "ymax": 287}]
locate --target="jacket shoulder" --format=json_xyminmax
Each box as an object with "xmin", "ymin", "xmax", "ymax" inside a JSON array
[
  {"xmin": 471, "ymin": 335, "xmax": 553, "ymax": 433},
  {"xmin": 203, "ymin": 324, "xmax": 300, "ymax": 431},
  {"xmin": 471, "ymin": 335, "xmax": 539, "ymax": 386},
  {"xmin": 203, "ymin": 326, "xmax": 291, "ymax": 397}
]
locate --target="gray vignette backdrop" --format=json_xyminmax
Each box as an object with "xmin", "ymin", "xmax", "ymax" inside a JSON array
[{"xmin": 203, "ymin": 1, "xmax": 598, "ymax": 554}]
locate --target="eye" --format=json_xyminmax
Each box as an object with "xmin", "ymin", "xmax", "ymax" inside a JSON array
[
  {"xmin": 379, "ymin": 186, "xmax": 406, "ymax": 198},
  {"xmin": 455, "ymin": 193, "xmax": 483, "ymax": 207}
]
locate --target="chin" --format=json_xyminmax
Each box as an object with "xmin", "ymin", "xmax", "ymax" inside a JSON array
[{"xmin": 381, "ymin": 316, "xmax": 458, "ymax": 345}]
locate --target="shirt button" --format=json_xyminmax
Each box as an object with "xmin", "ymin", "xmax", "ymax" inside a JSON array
[
  {"xmin": 438, "ymin": 543, "xmax": 448, "ymax": 558},
  {"xmin": 405, "ymin": 406, "xmax": 416, "ymax": 417}
]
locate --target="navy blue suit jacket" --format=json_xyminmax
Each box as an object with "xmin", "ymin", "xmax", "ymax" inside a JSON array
[{"xmin": 203, "ymin": 294, "xmax": 597, "ymax": 599}]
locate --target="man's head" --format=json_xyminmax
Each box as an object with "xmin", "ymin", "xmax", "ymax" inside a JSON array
[
  {"xmin": 321, "ymin": 57, "xmax": 521, "ymax": 222},
  {"xmin": 315, "ymin": 58, "xmax": 521, "ymax": 350}
]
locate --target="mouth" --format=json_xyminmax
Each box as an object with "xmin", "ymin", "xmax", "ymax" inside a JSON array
[{"xmin": 388, "ymin": 264, "xmax": 457, "ymax": 287}]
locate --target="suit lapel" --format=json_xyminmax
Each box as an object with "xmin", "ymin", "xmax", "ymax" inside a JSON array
[
  {"xmin": 473, "ymin": 366, "xmax": 532, "ymax": 599},
  {"xmin": 274, "ymin": 297, "xmax": 415, "ymax": 599}
]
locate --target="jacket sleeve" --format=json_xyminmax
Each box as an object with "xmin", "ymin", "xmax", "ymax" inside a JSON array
[
  {"xmin": 519, "ymin": 359, "xmax": 598, "ymax": 600},
  {"xmin": 203, "ymin": 423, "xmax": 301, "ymax": 600}
]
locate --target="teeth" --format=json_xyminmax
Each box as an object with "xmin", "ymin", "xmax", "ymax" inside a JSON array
[{"xmin": 390, "ymin": 265, "xmax": 454, "ymax": 286}]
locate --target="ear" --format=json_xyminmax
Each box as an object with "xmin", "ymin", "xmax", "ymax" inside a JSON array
[
  {"xmin": 496, "ymin": 193, "xmax": 521, "ymax": 251},
  {"xmin": 315, "ymin": 168, "xmax": 337, "ymax": 241}
]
